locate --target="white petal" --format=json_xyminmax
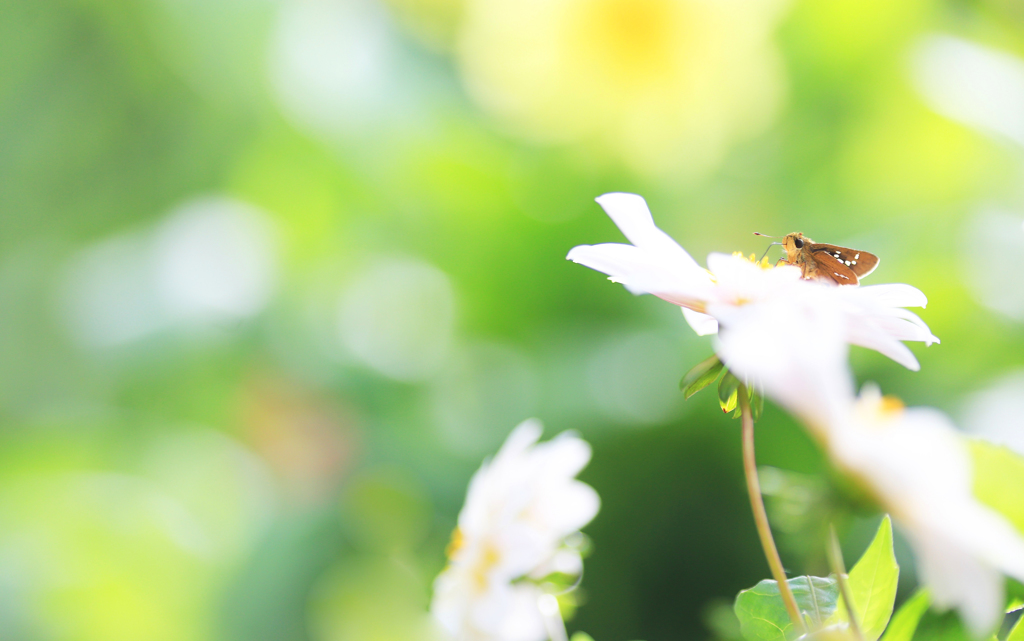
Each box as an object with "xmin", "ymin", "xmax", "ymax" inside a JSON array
[
  {"xmin": 705, "ymin": 252, "xmax": 801, "ymax": 292},
  {"xmin": 911, "ymin": 528, "xmax": 1005, "ymax": 638},
  {"xmin": 873, "ymin": 309, "xmax": 939, "ymax": 344},
  {"xmin": 830, "ymin": 395, "xmax": 1024, "ymax": 638},
  {"xmin": 529, "ymin": 549, "xmax": 584, "ymax": 578},
  {"xmin": 944, "ymin": 505, "xmax": 1024, "ymax": 583},
  {"xmin": 430, "ymin": 568, "xmax": 466, "ymax": 635},
  {"xmin": 494, "ymin": 419, "xmax": 544, "ymax": 463},
  {"xmin": 593, "ymin": 193, "xmax": 702, "ymax": 273},
  {"xmin": 682, "ymin": 307, "xmax": 719, "ymax": 335},
  {"xmin": 855, "ymin": 283, "xmax": 929, "ymax": 309},
  {"xmin": 533, "ymin": 480, "xmax": 600, "ymax": 535},
  {"xmin": 713, "ymin": 298, "xmax": 853, "ymax": 432},
  {"xmin": 567, "ymin": 243, "xmax": 712, "ymax": 305},
  {"xmin": 459, "ymin": 419, "xmax": 543, "ymax": 533},
  {"xmin": 705, "ymin": 252, "xmax": 759, "ymax": 281},
  {"xmin": 498, "ymin": 584, "xmax": 547, "ymax": 641},
  {"xmin": 470, "ymin": 579, "xmax": 519, "ymax": 635},
  {"xmin": 533, "ymin": 431, "xmax": 592, "ymax": 479},
  {"xmin": 845, "ymin": 324, "xmax": 921, "ymax": 371}
]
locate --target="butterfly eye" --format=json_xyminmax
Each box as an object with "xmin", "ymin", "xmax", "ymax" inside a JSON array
[{"xmin": 793, "ymin": 238, "xmax": 804, "ymax": 249}]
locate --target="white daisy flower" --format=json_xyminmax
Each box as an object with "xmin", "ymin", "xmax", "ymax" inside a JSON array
[
  {"xmin": 567, "ymin": 193, "xmax": 938, "ymax": 370},
  {"xmin": 431, "ymin": 419, "xmax": 600, "ymax": 641}
]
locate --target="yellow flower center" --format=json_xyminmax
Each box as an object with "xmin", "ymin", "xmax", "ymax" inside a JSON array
[
  {"xmin": 446, "ymin": 527, "xmax": 465, "ymax": 558},
  {"xmin": 879, "ymin": 395, "xmax": 905, "ymax": 417},
  {"xmin": 732, "ymin": 251, "xmax": 774, "ymax": 270},
  {"xmin": 473, "ymin": 543, "xmax": 502, "ymax": 591}
]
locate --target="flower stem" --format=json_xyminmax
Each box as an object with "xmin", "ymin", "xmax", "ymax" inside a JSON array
[
  {"xmin": 739, "ymin": 383, "xmax": 806, "ymax": 635},
  {"xmin": 827, "ymin": 524, "xmax": 864, "ymax": 641}
]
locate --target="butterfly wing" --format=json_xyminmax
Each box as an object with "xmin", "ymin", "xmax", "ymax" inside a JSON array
[
  {"xmin": 809, "ymin": 250, "xmax": 859, "ymax": 285},
  {"xmin": 810, "ymin": 244, "xmax": 879, "ymax": 279}
]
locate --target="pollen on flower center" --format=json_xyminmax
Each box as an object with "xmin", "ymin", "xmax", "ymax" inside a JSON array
[
  {"xmin": 856, "ymin": 392, "xmax": 907, "ymax": 428},
  {"xmin": 472, "ymin": 542, "xmax": 503, "ymax": 592},
  {"xmin": 446, "ymin": 527, "xmax": 465, "ymax": 558},
  {"xmin": 879, "ymin": 395, "xmax": 905, "ymax": 416},
  {"xmin": 732, "ymin": 251, "xmax": 774, "ymax": 270}
]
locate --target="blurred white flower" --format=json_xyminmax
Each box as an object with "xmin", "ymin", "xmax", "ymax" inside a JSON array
[
  {"xmin": 62, "ymin": 197, "xmax": 278, "ymax": 348},
  {"xmin": 961, "ymin": 208, "xmax": 1024, "ymax": 322},
  {"xmin": 833, "ymin": 388, "xmax": 1024, "ymax": 638},
  {"xmin": 431, "ymin": 419, "xmax": 599, "ymax": 641},
  {"xmin": 154, "ymin": 198, "xmax": 278, "ymax": 324},
  {"xmin": 271, "ymin": 0, "xmax": 401, "ymax": 138},
  {"xmin": 961, "ymin": 370, "xmax": 1024, "ymax": 453},
  {"xmin": 912, "ymin": 35, "xmax": 1024, "ymax": 148},
  {"xmin": 721, "ymin": 307, "xmax": 1024, "ymax": 638},
  {"xmin": 338, "ymin": 256, "xmax": 456, "ymax": 381},
  {"xmin": 568, "ymin": 193, "xmax": 937, "ymax": 371}
]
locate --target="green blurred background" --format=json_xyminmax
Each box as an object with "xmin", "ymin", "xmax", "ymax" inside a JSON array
[{"xmin": 3, "ymin": 0, "xmax": 1024, "ymax": 639}]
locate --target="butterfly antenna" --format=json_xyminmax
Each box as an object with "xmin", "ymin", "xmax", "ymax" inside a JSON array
[
  {"xmin": 758, "ymin": 242, "xmax": 781, "ymax": 263},
  {"xmin": 753, "ymin": 232, "xmax": 779, "ymax": 238}
]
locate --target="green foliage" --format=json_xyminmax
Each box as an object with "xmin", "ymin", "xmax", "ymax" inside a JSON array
[
  {"xmin": 735, "ymin": 576, "xmax": 839, "ymax": 641},
  {"xmin": 719, "ymin": 370, "xmax": 741, "ymax": 414},
  {"xmin": 680, "ymin": 355, "xmax": 724, "ymax": 399},
  {"xmin": 827, "ymin": 516, "xmax": 899, "ymax": 641},
  {"xmin": 680, "ymin": 356, "xmax": 760, "ymax": 421},
  {"xmin": 1007, "ymin": 611, "xmax": 1024, "ymax": 641},
  {"xmin": 911, "ymin": 608, "xmax": 975, "ymax": 641},
  {"xmin": 878, "ymin": 591, "xmax": 930, "ymax": 641},
  {"xmin": 10, "ymin": 0, "xmax": 1024, "ymax": 637},
  {"xmin": 748, "ymin": 387, "xmax": 765, "ymax": 423},
  {"xmin": 736, "ymin": 517, "xmax": 901, "ymax": 641},
  {"xmin": 971, "ymin": 440, "xmax": 1024, "ymax": 536}
]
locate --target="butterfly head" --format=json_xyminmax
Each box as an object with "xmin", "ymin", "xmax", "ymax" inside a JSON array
[{"xmin": 781, "ymin": 232, "xmax": 812, "ymax": 262}]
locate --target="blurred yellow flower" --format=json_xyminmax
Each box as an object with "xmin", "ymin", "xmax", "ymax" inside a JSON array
[{"xmin": 457, "ymin": 0, "xmax": 789, "ymax": 179}]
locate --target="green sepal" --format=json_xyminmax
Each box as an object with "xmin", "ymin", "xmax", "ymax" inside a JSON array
[
  {"xmin": 569, "ymin": 633, "xmax": 596, "ymax": 641},
  {"xmin": 735, "ymin": 575, "xmax": 839, "ymax": 641},
  {"xmin": 680, "ymin": 354, "xmax": 724, "ymax": 399},
  {"xmin": 719, "ymin": 370, "xmax": 740, "ymax": 414}
]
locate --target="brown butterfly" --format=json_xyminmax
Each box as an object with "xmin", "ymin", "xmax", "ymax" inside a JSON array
[{"xmin": 756, "ymin": 232, "xmax": 879, "ymax": 286}]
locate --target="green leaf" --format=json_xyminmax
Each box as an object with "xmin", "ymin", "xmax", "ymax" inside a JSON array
[
  {"xmin": 1009, "ymin": 613, "xmax": 1024, "ymax": 641},
  {"xmin": 971, "ymin": 440, "xmax": 1024, "ymax": 536},
  {"xmin": 879, "ymin": 590, "xmax": 930, "ymax": 641},
  {"xmin": 680, "ymin": 354, "xmax": 724, "ymax": 399},
  {"xmin": 909, "ymin": 605, "xmax": 975, "ymax": 641},
  {"xmin": 801, "ymin": 625, "xmax": 858, "ymax": 640},
  {"xmin": 827, "ymin": 516, "xmax": 899, "ymax": 641},
  {"xmin": 735, "ymin": 576, "xmax": 839, "ymax": 641},
  {"xmin": 719, "ymin": 370, "xmax": 740, "ymax": 414},
  {"xmin": 569, "ymin": 634, "xmax": 595, "ymax": 641}
]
